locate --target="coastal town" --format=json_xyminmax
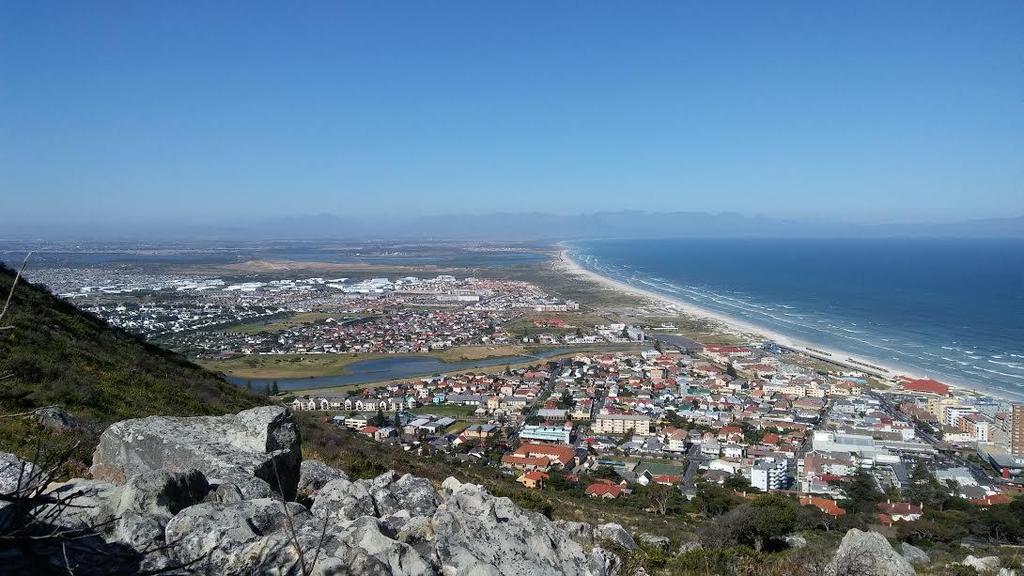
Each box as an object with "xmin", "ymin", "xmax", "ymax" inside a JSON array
[{"xmin": 289, "ymin": 329, "xmax": 1024, "ymax": 523}]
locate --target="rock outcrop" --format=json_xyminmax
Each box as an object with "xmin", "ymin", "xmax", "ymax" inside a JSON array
[
  {"xmin": 900, "ymin": 542, "xmax": 929, "ymax": 565},
  {"xmin": 828, "ymin": 529, "xmax": 916, "ymax": 576},
  {"xmin": 91, "ymin": 406, "xmax": 302, "ymax": 499},
  {"xmin": 6, "ymin": 407, "xmax": 623, "ymax": 575}
]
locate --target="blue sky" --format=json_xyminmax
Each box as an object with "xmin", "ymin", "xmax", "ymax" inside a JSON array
[{"xmin": 3, "ymin": 1, "xmax": 1022, "ymax": 225}]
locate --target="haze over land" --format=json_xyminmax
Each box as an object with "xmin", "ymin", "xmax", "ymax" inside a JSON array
[{"xmin": 6, "ymin": 211, "xmax": 1024, "ymax": 241}]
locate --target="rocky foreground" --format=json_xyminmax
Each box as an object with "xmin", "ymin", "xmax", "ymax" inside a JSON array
[
  {"xmin": 0, "ymin": 406, "xmax": 948, "ymax": 576},
  {"xmin": 1, "ymin": 407, "xmax": 635, "ymax": 575}
]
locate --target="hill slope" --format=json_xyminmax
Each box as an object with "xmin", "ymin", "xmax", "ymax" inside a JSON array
[{"xmin": 0, "ymin": 261, "xmax": 262, "ymax": 461}]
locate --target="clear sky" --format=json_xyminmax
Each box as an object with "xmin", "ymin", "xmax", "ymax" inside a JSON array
[{"xmin": 2, "ymin": 1, "xmax": 1022, "ymax": 226}]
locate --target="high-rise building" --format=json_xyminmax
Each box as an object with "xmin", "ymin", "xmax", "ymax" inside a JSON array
[{"xmin": 1012, "ymin": 405, "xmax": 1024, "ymax": 455}]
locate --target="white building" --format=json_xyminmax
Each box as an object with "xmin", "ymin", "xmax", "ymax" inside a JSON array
[{"xmin": 751, "ymin": 457, "xmax": 788, "ymax": 492}]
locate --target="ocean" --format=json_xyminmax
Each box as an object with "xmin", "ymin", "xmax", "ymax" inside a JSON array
[{"xmin": 570, "ymin": 238, "xmax": 1024, "ymax": 400}]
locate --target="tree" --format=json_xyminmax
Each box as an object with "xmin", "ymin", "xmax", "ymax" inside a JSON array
[
  {"xmin": 646, "ymin": 483, "xmax": 681, "ymax": 515},
  {"xmin": 691, "ymin": 480, "xmax": 743, "ymax": 518},
  {"xmin": 839, "ymin": 467, "xmax": 882, "ymax": 515},
  {"xmin": 726, "ymin": 363, "xmax": 739, "ymax": 378},
  {"xmin": 393, "ymin": 410, "xmax": 402, "ymax": 430},
  {"xmin": 904, "ymin": 461, "xmax": 945, "ymax": 509},
  {"xmin": 724, "ymin": 473, "xmax": 753, "ymax": 491}
]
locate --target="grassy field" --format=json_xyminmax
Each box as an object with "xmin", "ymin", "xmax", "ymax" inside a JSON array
[{"xmin": 220, "ymin": 311, "xmax": 345, "ymax": 334}]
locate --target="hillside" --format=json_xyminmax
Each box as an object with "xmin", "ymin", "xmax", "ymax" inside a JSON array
[{"xmin": 0, "ymin": 261, "xmax": 263, "ymax": 462}]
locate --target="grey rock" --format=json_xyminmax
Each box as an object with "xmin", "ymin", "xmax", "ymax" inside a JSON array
[
  {"xmin": 827, "ymin": 529, "xmax": 916, "ymax": 576},
  {"xmin": 311, "ymin": 477, "xmax": 377, "ymax": 521},
  {"xmin": 678, "ymin": 540, "xmax": 703, "ymax": 554},
  {"xmin": 33, "ymin": 405, "xmax": 82, "ymax": 431},
  {"xmin": 595, "ymin": 523, "xmax": 637, "ymax": 552},
  {"xmin": 373, "ymin": 473, "xmax": 438, "ymax": 518},
  {"xmin": 164, "ymin": 497, "xmax": 312, "ymax": 574},
  {"xmin": 431, "ymin": 476, "xmax": 595, "ymax": 575},
  {"xmin": 590, "ymin": 547, "xmax": 622, "ymax": 576},
  {"xmin": 637, "ymin": 532, "xmax": 671, "ymax": 553},
  {"xmin": 785, "ymin": 534, "xmax": 808, "ymax": 549},
  {"xmin": 299, "ymin": 459, "xmax": 348, "ymax": 495},
  {"xmin": 961, "ymin": 555, "xmax": 1000, "ymax": 572},
  {"xmin": 112, "ymin": 469, "xmax": 209, "ymax": 548},
  {"xmin": 210, "ymin": 482, "xmax": 245, "ymax": 503},
  {"xmin": 91, "ymin": 406, "xmax": 301, "ymax": 500},
  {"xmin": 556, "ymin": 520, "xmax": 595, "ymax": 547},
  {"xmin": 329, "ymin": 516, "xmax": 433, "ymax": 576},
  {"xmin": 0, "ymin": 452, "xmax": 38, "ymax": 494},
  {"xmin": 900, "ymin": 542, "xmax": 929, "ymax": 565},
  {"xmin": 38, "ymin": 479, "xmax": 122, "ymax": 533}
]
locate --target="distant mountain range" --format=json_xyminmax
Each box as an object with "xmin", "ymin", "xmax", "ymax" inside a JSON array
[{"xmin": 6, "ymin": 212, "xmax": 1024, "ymax": 241}]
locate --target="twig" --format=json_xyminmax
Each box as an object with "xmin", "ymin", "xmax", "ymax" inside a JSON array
[{"xmin": 0, "ymin": 251, "xmax": 31, "ymax": 329}]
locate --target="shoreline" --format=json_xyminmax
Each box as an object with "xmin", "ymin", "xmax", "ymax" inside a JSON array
[{"xmin": 556, "ymin": 246, "xmax": 1018, "ymax": 403}]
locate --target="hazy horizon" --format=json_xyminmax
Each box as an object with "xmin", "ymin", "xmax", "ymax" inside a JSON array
[{"xmin": 4, "ymin": 2, "xmax": 1023, "ymax": 227}]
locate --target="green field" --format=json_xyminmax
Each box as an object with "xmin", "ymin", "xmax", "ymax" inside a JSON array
[{"xmin": 219, "ymin": 311, "xmax": 346, "ymax": 335}]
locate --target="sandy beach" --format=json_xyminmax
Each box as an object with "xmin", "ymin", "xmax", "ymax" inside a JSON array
[{"xmin": 556, "ymin": 247, "xmax": 930, "ymax": 388}]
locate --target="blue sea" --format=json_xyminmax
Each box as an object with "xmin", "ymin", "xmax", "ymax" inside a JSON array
[{"xmin": 570, "ymin": 239, "xmax": 1024, "ymax": 401}]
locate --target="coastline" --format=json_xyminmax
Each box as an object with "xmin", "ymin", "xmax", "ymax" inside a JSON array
[{"xmin": 556, "ymin": 246, "xmax": 1017, "ymax": 403}]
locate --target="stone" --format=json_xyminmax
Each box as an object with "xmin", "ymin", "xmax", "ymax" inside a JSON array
[
  {"xmin": 0, "ymin": 452, "xmax": 38, "ymax": 494},
  {"xmin": 595, "ymin": 522, "xmax": 637, "ymax": 552},
  {"xmin": 299, "ymin": 459, "xmax": 348, "ymax": 495},
  {"xmin": 678, "ymin": 540, "xmax": 703, "ymax": 554},
  {"xmin": 785, "ymin": 534, "xmax": 808, "ymax": 549},
  {"xmin": 164, "ymin": 497, "xmax": 312, "ymax": 574},
  {"xmin": 590, "ymin": 547, "xmax": 622, "ymax": 576},
  {"xmin": 373, "ymin": 473, "xmax": 438, "ymax": 518},
  {"xmin": 431, "ymin": 477, "xmax": 596, "ymax": 575},
  {"xmin": 556, "ymin": 520, "xmax": 595, "ymax": 547},
  {"xmin": 38, "ymin": 479, "xmax": 123, "ymax": 533},
  {"xmin": 33, "ymin": 405, "xmax": 82, "ymax": 432},
  {"xmin": 91, "ymin": 406, "xmax": 301, "ymax": 500},
  {"xmin": 112, "ymin": 469, "xmax": 210, "ymax": 548},
  {"xmin": 637, "ymin": 532, "xmax": 671, "ymax": 553},
  {"xmin": 311, "ymin": 477, "xmax": 377, "ymax": 521},
  {"xmin": 827, "ymin": 529, "xmax": 916, "ymax": 576},
  {"xmin": 900, "ymin": 542, "xmax": 929, "ymax": 565},
  {"xmin": 961, "ymin": 555, "xmax": 1001, "ymax": 572}
]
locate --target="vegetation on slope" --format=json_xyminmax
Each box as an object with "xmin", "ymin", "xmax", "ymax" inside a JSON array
[{"xmin": 0, "ymin": 262, "xmax": 263, "ymax": 464}]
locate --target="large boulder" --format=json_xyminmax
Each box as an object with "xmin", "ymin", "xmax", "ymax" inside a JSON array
[
  {"xmin": 430, "ymin": 477, "xmax": 594, "ymax": 575},
  {"xmin": 637, "ymin": 533, "xmax": 671, "ymax": 553},
  {"xmin": 827, "ymin": 529, "xmax": 916, "ymax": 576},
  {"xmin": 900, "ymin": 542, "xmax": 929, "ymax": 565},
  {"xmin": 91, "ymin": 406, "xmax": 301, "ymax": 500},
  {"xmin": 595, "ymin": 522, "xmax": 637, "ymax": 552},
  {"xmin": 112, "ymin": 469, "xmax": 210, "ymax": 549}
]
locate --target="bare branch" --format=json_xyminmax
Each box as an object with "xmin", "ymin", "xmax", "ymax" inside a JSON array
[{"xmin": 0, "ymin": 251, "xmax": 31, "ymax": 329}]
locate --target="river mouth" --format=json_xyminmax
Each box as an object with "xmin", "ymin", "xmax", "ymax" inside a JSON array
[{"xmin": 225, "ymin": 348, "xmax": 572, "ymax": 391}]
